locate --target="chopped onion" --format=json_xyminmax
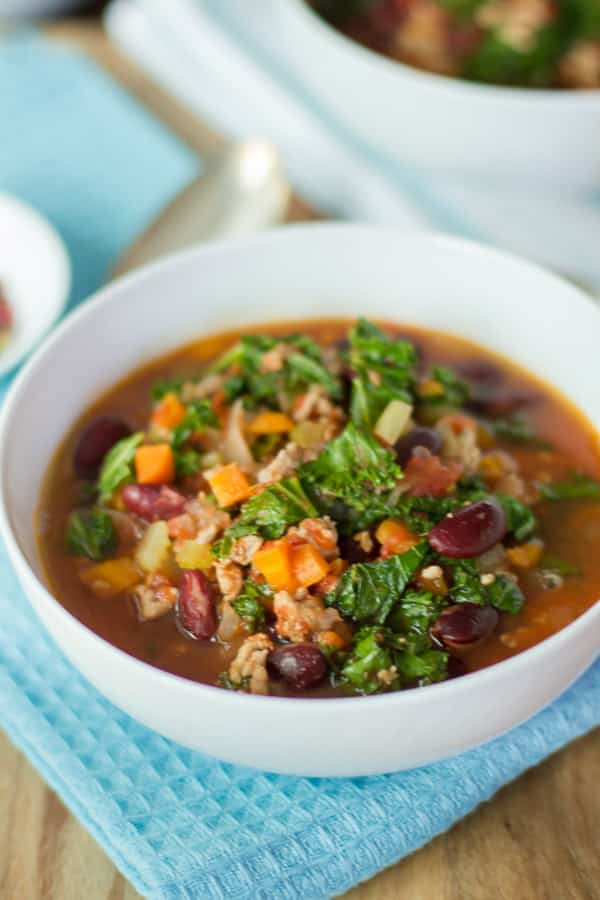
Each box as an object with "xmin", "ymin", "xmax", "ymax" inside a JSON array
[
  {"xmin": 374, "ymin": 400, "xmax": 413, "ymax": 445},
  {"xmin": 223, "ymin": 399, "xmax": 253, "ymax": 467}
]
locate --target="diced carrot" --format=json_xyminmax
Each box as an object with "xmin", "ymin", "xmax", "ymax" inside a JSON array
[
  {"xmin": 135, "ymin": 444, "xmax": 175, "ymax": 485},
  {"xmin": 318, "ymin": 630, "xmax": 348, "ymax": 650},
  {"xmin": 375, "ymin": 519, "xmax": 419, "ymax": 558},
  {"xmin": 151, "ymin": 393, "xmax": 187, "ymax": 430},
  {"xmin": 253, "ymin": 538, "xmax": 298, "ymax": 593},
  {"xmin": 206, "ymin": 463, "xmax": 251, "ymax": 507},
  {"xmin": 248, "ymin": 411, "xmax": 295, "ymax": 435},
  {"xmin": 445, "ymin": 413, "xmax": 476, "ymax": 435},
  {"xmin": 506, "ymin": 541, "xmax": 543, "ymax": 570},
  {"xmin": 291, "ymin": 542, "xmax": 330, "ymax": 588}
]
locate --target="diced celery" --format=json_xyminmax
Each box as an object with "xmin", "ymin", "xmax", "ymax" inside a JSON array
[{"xmin": 134, "ymin": 521, "xmax": 172, "ymax": 574}]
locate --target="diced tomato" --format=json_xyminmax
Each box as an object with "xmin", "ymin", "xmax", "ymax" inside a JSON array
[{"xmin": 403, "ymin": 449, "xmax": 462, "ymax": 497}]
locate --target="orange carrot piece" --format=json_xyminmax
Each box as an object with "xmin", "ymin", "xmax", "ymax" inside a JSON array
[
  {"xmin": 375, "ymin": 519, "xmax": 419, "ymax": 558},
  {"xmin": 135, "ymin": 444, "xmax": 175, "ymax": 485},
  {"xmin": 207, "ymin": 463, "xmax": 251, "ymax": 508},
  {"xmin": 151, "ymin": 393, "xmax": 187, "ymax": 430},
  {"xmin": 291, "ymin": 542, "xmax": 330, "ymax": 588},
  {"xmin": 253, "ymin": 538, "xmax": 298, "ymax": 593},
  {"xmin": 506, "ymin": 541, "xmax": 543, "ymax": 570},
  {"xmin": 248, "ymin": 411, "xmax": 295, "ymax": 435},
  {"xmin": 318, "ymin": 630, "xmax": 348, "ymax": 650}
]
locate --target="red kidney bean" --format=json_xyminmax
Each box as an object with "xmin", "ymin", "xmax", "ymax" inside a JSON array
[
  {"xmin": 468, "ymin": 391, "xmax": 538, "ymax": 418},
  {"xmin": 395, "ymin": 427, "xmax": 442, "ymax": 466},
  {"xmin": 74, "ymin": 416, "xmax": 131, "ymax": 478},
  {"xmin": 177, "ymin": 571, "xmax": 216, "ymax": 640},
  {"xmin": 457, "ymin": 359, "xmax": 503, "ymax": 386},
  {"xmin": 431, "ymin": 603, "xmax": 499, "ymax": 652},
  {"xmin": 428, "ymin": 498, "xmax": 507, "ymax": 558},
  {"xmin": 268, "ymin": 643, "xmax": 328, "ymax": 690},
  {"xmin": 338, "ymin": 533, "xmax": 377, "ymax": 564},
  {"xmin": 122, "ymin": 484, "xmax": 186, "ymax": 521}
]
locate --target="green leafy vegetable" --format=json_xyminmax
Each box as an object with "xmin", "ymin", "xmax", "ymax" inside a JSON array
[
  {"xmin": 232, "ymin": 578, "xmax": 272, "ymax": 631},
  {"xmin": 339, "ymin": 624, "xmax": 448, "ymax": 694},
  {"xmin": 212, "ymin": 332, "xmax": 342, "ymax": 408},
  {"xmin": 97, "ymin": 432, "xmax": 143, "ymax": 502},
  {"xmin": 150, "ymin": 378, "xmax": 183, "ymax": 402},
  {"xmin": 299, "ymin": 423, "xmax": 402, "ymax": 532},
  {"xmin": 326, "ymin": 542, "xmax": 429, "ymax": 624},
  {"xmin": 448, "ymin": 559, "xmax": 525, "ymax": 614},
  {"xmin": 491, "ymin": 415, "xmax": 538, "ymax": 444},
  {"xmin": 496, "ymin": 493, "xmax": 537, "ymax": 542},
  {"xmin": 386, "ymin": 589, "xmax": 447, "ymax": 642},
  {"xmin": 171, "ymin": 400, "xmax": 218, "ymax": 448},
  {"xmin": 66, "ymin": 509, "xmax": 117, "ymax": 561},
  {"xmin": 339, "ymin": 627, "xmax": 398, "ymax": 694},
  {"xmin": 348, "ymin": 318, "xmax": 417, "ymax": 431},
  {"xmin": 538, "ymin": 473, "xmax": 600, "ymax": 501},
  {"xmin": 418, "ymin": 366, "xmax": 470, "ymax": 414},
  {"xmin": 214, "ymin": 476, "xmax": 318, "ymax": 556},
  {"xmin": 173, "ymin": 448, "xmax": 202, "ymax": 478}
]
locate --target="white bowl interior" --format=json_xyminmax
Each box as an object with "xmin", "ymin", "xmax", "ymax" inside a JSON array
[{"xmin": 2, "ymin": 225, "xmax": 599, "ymax": 775}]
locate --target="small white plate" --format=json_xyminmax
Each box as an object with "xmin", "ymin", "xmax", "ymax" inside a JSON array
[{"xmin": 0, "ymin": 194, "xmax": 71, "ymax": 377}]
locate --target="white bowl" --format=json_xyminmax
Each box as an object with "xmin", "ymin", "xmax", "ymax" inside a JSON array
[
  {"xmin": 0, "ymin": 194, "xmax": 71, "ymax": 376},
  {"xmin": 262, "ymin": 0, "xmax": 600, "ymax": 191},
  {"xmin": 0, "ymin": 225, "xmax": 599, "ymax": 777}
]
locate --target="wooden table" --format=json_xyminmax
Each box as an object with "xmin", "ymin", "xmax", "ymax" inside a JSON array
[{"xmin": 1, "ymin": 19, "xmax": 599, "ymax": 900}]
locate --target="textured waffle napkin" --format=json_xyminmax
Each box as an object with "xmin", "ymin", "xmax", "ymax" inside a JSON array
[{"xmin": 1, "ymin": 31, "xmax": 600, "ymax": 900}]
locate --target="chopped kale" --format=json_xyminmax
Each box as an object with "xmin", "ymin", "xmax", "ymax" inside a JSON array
[
  {"xmin": 447, "ymin": 559, "xmax": 525, "ymax": 614},
  {"xmin": 66, "ymin": 509, "xmax": 117, "ymax": 561},
  {"xmin": 299, "ymin": 422, "xmax": 402, "ymax": 532},
  {"xmin": 538, "ymin": 473, "xmax": 600, "ymax": 501},
  {"xmin": 419, "ymin": 366, "xmax": 470, "ymax": 413},
  {"xmin": 232, "ymin": 579, "xmax": 272, "ymax": 632},
  {"xmin": 496, "ymin": 493, "xmax": 538, "ymax": 542},
  {"xmin": 214, "ymin": 476, "xmax": 318, "ymax": 556},
  {"xmin": 491, "ymin": 414, "xmax": 539, "ymax": 444},
  {"xmin": 150, "ymin": 378, "xmax": 183, "ymax": 402},
  {"xmin": 386, "ymin": 589, "xmax": 447, "ymax": 641},
  {"xmin": 211, "ymin": 332, "xmax": 342, "ymax": 408},
  {"xmin": 539, "ymin": 554, "xmax": 581, "ymax": 577},
  {"xmin": 326, "ymin": 542, "xmax": 429, "ymax": 624},
  {"xmin": 339, "ymin": 624, "xmax": 448, "ymax": 694},
  {"xmin": 172, "ymin": 400, "xmax": 218, "ymax": 448},
  {"xmin": 97, "ymin": 432, "xmax": 143, "ymax": 502},
  {"xmin": 348, "ymin": 318, "xmax": 417, "ymax": 431}
]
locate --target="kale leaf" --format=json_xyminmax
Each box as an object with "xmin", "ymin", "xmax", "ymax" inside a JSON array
[
  {"xmin": 326, "ymin": 542, "xmax": 429, "ymax": 624},
  {"xmin": 150, "ymin": 378, "xmax": 183, "ymax": 402},
  {"xmin": 212, "ymin": 332, "xmax": 341, "ymax": 408},
  {"xmin": 214, "ymin": 476, "xmax": 318, "ymax": 556},
  {"xmin": 339, "ymin": 624, "xmax": 448, "ymax": 694},
  {"xmin": 66, "ymin": 509, "xmax": 117, "ymax": 561},
  {"xmin": 171, "ymin": 400, "xmax": 218, "ymax": 448},
  {"xmin": 496, "ymin": 493, "xmax": 537, "ymax": 542},
  {"xmin": 386, "ymin": 589, "xmax": 447, "ymax": 641},
  {"xmin": 448, "ymin": 559, "xmax": 525, "ymax": 614},
  {"xmin": 539, "ymin": 554, "xmax": 581, "ymax": 577},
  {"xmin": 97, "ymin": 432, "xmax": 143, "ymax": 502},
  {"xmin": 232, "ymin": 578, "xmax": 272, "ymax": 631},
  {"xmin": 348, "ymin": 318, "xmax": 417, "ymax": 431},
  {"xmin": 538, "ymin": 473, "xmax": 600, "ymax": 501},
  {"xmin": 418, "ymin": 366, "xmax": 470, "ymax": 414}
]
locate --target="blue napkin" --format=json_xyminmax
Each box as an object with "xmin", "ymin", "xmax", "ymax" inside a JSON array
[{"xmin": 1, "ymin": 33, "xmax": 599, "ymax": 900}]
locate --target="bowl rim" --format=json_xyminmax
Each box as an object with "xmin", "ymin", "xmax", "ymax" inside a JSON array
[
  {"xmin": 1, "ymin": 222, "xmax": 599, "ymax": 715},
  {"xmin": 286, "ymin": 0, "xmax": 600, "ymax": 105}
]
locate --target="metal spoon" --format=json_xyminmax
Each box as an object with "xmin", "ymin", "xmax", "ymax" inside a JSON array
[{"xmin": 113, "ymin": 139, "xmax": 291, "ymax": 277}]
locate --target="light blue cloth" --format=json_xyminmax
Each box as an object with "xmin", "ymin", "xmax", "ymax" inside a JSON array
[{"xmin": 0, "ymin": 33, "xmax": 599, "ymax": 900}]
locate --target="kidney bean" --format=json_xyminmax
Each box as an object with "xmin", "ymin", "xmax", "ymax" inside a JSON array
[
  {"xmin": 468, "ymin": 391, "xmax": 538, "ymax": 418},
  {"xmin": 395, "ymin": 427, "xmax": 442, "ymax": 466},
  {"xmin": 122, "ymin": 484, "xmax": 186, "ymax": 521},
  {"xmin": 431, "ymin": 603, "xmax": 499, "ymax": 652},
  {"xmin": 177, "ymin": 571, "xmax": 216, "ymax": 640},
  {"xmin": 338, "ymin": 533, "xmax": 377, "ymax": 564},
  {"xmin": 428, "ymin": 498, "xmax": 507, "ymax": 558},
  {"xmin": 74, "ymin": 416, "xmax": 131, "ymax": 478},
  {"xmin": 268, "ymin": 643, "xmax": 328, "ymax": 690},
  {"xmin": 457, "ymin": 359, "xmax": 503, "ymax": 386}
]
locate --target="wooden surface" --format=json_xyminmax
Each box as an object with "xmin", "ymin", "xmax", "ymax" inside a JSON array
[{"xmin": 1, "ymin": 18, "xmax": 599, "ymax": 900}]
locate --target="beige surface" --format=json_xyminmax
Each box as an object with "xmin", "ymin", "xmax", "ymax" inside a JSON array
[{"xmin": 1, "ymin": 19, "xmax": 599, "ymax": 900}]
